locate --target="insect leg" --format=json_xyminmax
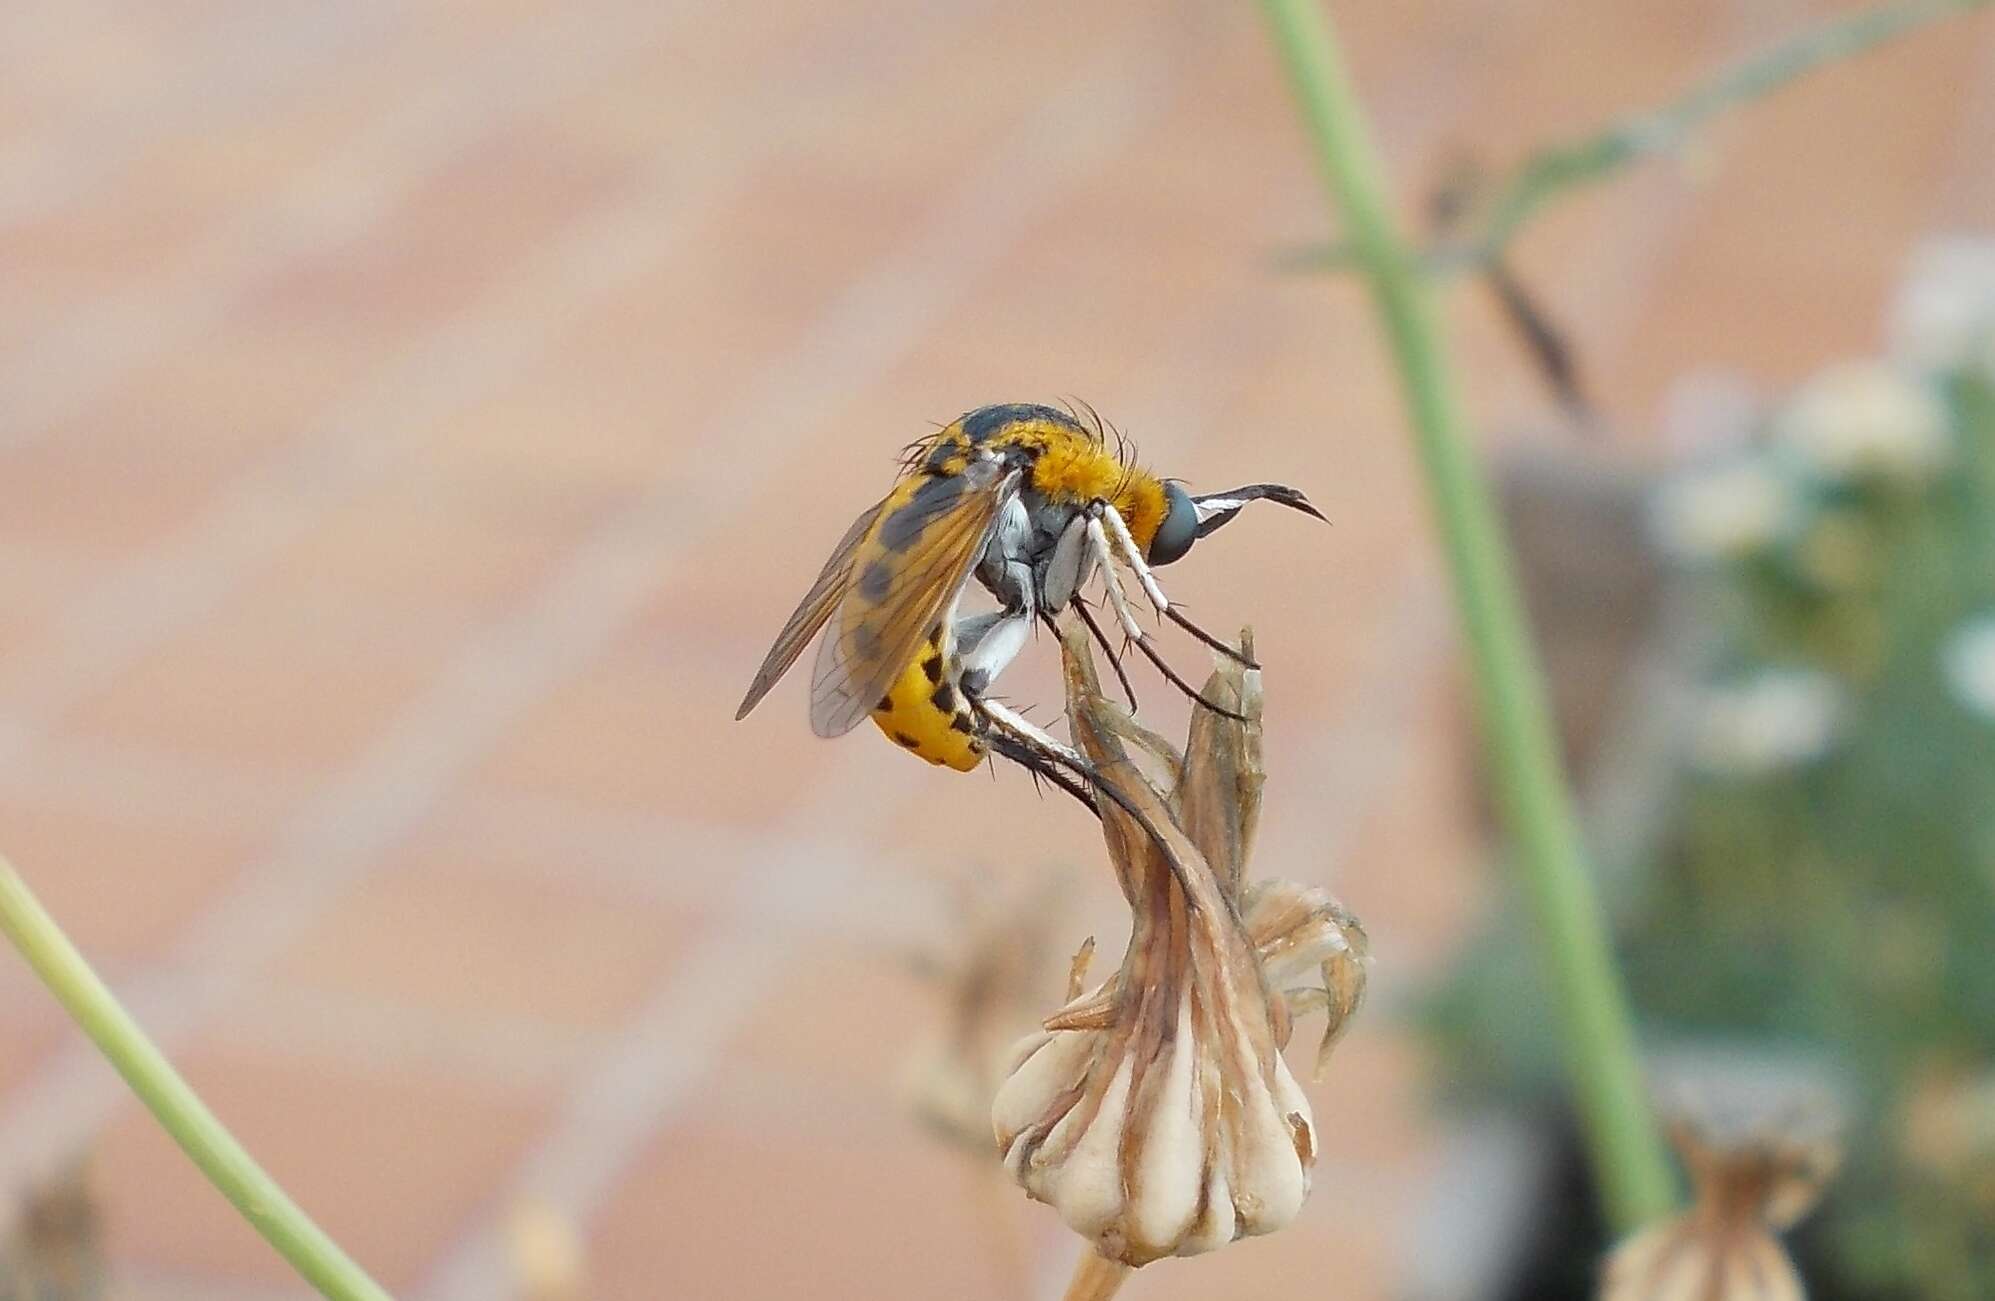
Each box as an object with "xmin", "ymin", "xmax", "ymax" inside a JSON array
[
  {"xmin": 983, "ymin": 729, "xmax": 1097, "ymax": 812},
  {"xmin": 1098, "ymin": 502, "xmax": 1256, "ymax": 670},
  {"xmin": 1038, "ymin": 601, "xmax": 1139, "ymax": 711},
  {"xmin": 1122, "ymin": 626, "xmax": 1251, "ymax": 723},
  {"xmin": 975, "ymin": 697, "xmax": 1086, "ymax": 771},
  {"xmin": 1084, "ymin": 510, "xmax": 1250, "ymax": 722},
  {"xmin": 961, "ymin": 508, "xmax": 1039, "ymax": 697},
  {"xmin": 1164, "ymin": 605, "xmax": 1258, "ymax": 669},
  {"xmin": 1068, "ymin": 599, "xmax": 1137, "ymax": 710},
  {"xmin": 972, "ymin": 697, "xmax": 1187, "ymax": 873},
  {"xmin": 1039, "ymin": 512, "xmax": 1092, "ymax": 612},
  {"xmin": 1084, "ymin": 514, "xmax": 1147, "ymax": 642},
  {"xmin": 958, "ymin": 605, "xmax": 1032, "ymax": 697},
  {"xmin": 1099, "ymin": 502, "xmax": 1172, "ymax": 615}
]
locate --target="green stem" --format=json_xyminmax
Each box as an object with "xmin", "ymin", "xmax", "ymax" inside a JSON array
[
  {"xmin": 1282, "ymin": 0, "xmax": 1991, "ymax": 275},
  {"xmin": 0, "ymin": 854, "xmax": 394, "ymax": 1301},
  {"xmin": 1468, "ymin": 0, "xmax": 1990, "ymax": 263},
  {"xmin": 1257, "ymin": 0, "xmax": 1677, "ymax": 1230}
]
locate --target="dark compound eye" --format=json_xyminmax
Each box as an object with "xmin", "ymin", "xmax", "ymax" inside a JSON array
[{"xmin": 1148, "ymin": 481, "xmax": 1198, "ymax": 566}]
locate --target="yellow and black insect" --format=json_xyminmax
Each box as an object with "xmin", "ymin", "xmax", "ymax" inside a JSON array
[{"xmin": 734, "ymin": 402, "xmax": 1321, "ymax": 808}]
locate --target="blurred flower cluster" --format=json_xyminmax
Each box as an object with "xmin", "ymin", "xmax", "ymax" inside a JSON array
[
  {"xmin": 1644, "ymin": 255, "xmax": 1995, "ymax": 1297},
  {"xmin": 1660, "ymin": 253, "xmax": 1995, "ymax": 1297},
  {"xmin": 1433, "ymin": 241, "xmax": 1995, "ymax": 1299}
]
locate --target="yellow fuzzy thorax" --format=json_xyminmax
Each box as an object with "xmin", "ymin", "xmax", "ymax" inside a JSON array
[
  {"xmin": 912, "ymin": 409, "xmax": 1169, "ymax": 555},
  {"xmin": 1024, "ymin": 431, "xmax": 1168, "ymax": 553}
]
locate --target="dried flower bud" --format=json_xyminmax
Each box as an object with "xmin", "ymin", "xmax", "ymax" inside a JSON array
[
  {"xmin": 992, "ymin": 625, "xmax": 1367, "ymax": 1267},
  {"xmin": 902, "ymin": 871, "xmax": 1070, "ymax": 1151},
  {"xmin": 1241, "ymin": 879, "xmax": 1370, "ymax": 1078},
  {"xmin": 1601, "ymin": 1076, "xmax": 1841, "ymax": 1301}
]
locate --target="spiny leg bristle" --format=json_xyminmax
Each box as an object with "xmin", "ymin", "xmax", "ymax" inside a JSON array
[
  {"xmin": 1126, "ymin": 630, "xmax": 1251, "ymax": 723},
  {"xmin": 1164, "ymin": 605, "xmax": 1257, "ymax": 669}
]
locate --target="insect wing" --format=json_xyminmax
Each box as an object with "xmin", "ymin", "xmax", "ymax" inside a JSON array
[
  {"xmin": 735, "ymin": 502, "xmax": 881, "ymax": 721},
  {"xmin": 809, "ymin": 459, "xmax": 1016, "ymax": 738}
]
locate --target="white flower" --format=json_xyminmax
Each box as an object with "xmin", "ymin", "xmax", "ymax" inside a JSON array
[
  {"xmin": 1775, "ymin": 360, "xmax": 1950, "ymax": 484},
  {"xmin": 1686, "ymin": 670, "xmax": 1843, "ymax": 777},
  {"xmin": 1890, "ymin": 237, "xmax": 1995, "ymax": 375},
  {"xmin": 1941, "ymin": 615, "xmax": 1995, "ymax": 721},
  {"xmin": 1650, "ymin": 459, "xmax": 1794, "ymax": 563}
]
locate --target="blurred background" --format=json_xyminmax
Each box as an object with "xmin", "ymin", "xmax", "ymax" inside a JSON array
[{"xmin": 2, "ymin": 0, "xmax": 1993, "ymax": 1298}]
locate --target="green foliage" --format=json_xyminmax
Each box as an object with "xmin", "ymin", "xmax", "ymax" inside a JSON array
[
  {"xmin": 1662, "ymin": 358, "xmax": 1995, "ymax": 1295},
  {"xmin": 1432, "ymin": 305, "xmax": 1995, "ymax": 1294}
]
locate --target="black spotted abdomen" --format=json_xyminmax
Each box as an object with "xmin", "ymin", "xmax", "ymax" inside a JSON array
[{"xmin": 869, "ymin": 626, "xmax": 985, "ymax": 771}]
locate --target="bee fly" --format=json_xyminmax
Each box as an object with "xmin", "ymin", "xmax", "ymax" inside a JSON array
[{"xmin": 735, "ymin": 402, "xmax": 1322, "ymax": 817}]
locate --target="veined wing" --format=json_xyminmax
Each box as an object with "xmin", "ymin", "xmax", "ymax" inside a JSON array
[
  {"xmin": 809, "ymin": 459, "xmax": 1018, "ymax": 738},
  {"xmin": 735, "ymin": 502, "xmax": 881, "ymax": 721}
]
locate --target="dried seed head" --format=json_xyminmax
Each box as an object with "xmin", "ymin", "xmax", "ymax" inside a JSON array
[
  {"xmin": 1601, "ymin": 1072, "xmax": 1841, "ymax": 1301},
  {"xmin": 1243, "ymin": 879, "xmax": 1370, "ymax": 1078},
  {"xmin": 902, "ymin": 869, "xmax": 1071, "ymax": 1152},
  {"xmin": 1602, "ymin": 1214, "xmax": 1806, "ymax": 1301},
  {"xmin": 992, "ymin": 625, "xmax": 1368, "ymax": 1267}
]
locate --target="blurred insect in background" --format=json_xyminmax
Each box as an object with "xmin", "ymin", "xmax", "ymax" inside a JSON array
[{"xmin": 734, "ymin": 402, "xmax": 1322, "ymax": 814}]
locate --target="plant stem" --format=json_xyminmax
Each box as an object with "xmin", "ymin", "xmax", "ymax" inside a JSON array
[
  {"xmin": 1061, "ymin": 1249, "xmax": 1130, "ymax": 1301},
  {"xmin": 1463, "ymin": 0, "xmax": 1990, "ymax": 264},
  {"xmin": 1283, "ymin": 0, "xmax": 1991, "ymax": 275},
  {"xmin": 1256, "ymin": 0, "xmax": 1678, "ymax": 1231},
  {"xmin": 0, "ymin": 853, "xmax": 394, "ymax": 1301}
]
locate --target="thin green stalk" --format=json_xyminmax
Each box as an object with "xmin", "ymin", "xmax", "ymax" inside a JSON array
[
  {"xmin": 0, "ymin": 853, "xmax": 393, "ymax": 1301},
  {"xmin": 1465, "ymin": 0, "xmax": 1990, "ymax": 264},
  {"xmin": 1283, "ymin": 0, "xmax": 1991, "ymax": 274},
  {"xmin": 1256, "ymin": 0, "xmax": 1677, "ymax": 1230}
]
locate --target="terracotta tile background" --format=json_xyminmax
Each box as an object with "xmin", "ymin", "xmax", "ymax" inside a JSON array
[{"xmin": 1, "ymin": 0, "xmax": 1990, "ymax": 1296}]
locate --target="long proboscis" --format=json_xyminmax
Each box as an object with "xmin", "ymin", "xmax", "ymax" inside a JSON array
[{"xmin": 1189, "ymin": 482, "xmax": 1326, "ymax": 542}]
